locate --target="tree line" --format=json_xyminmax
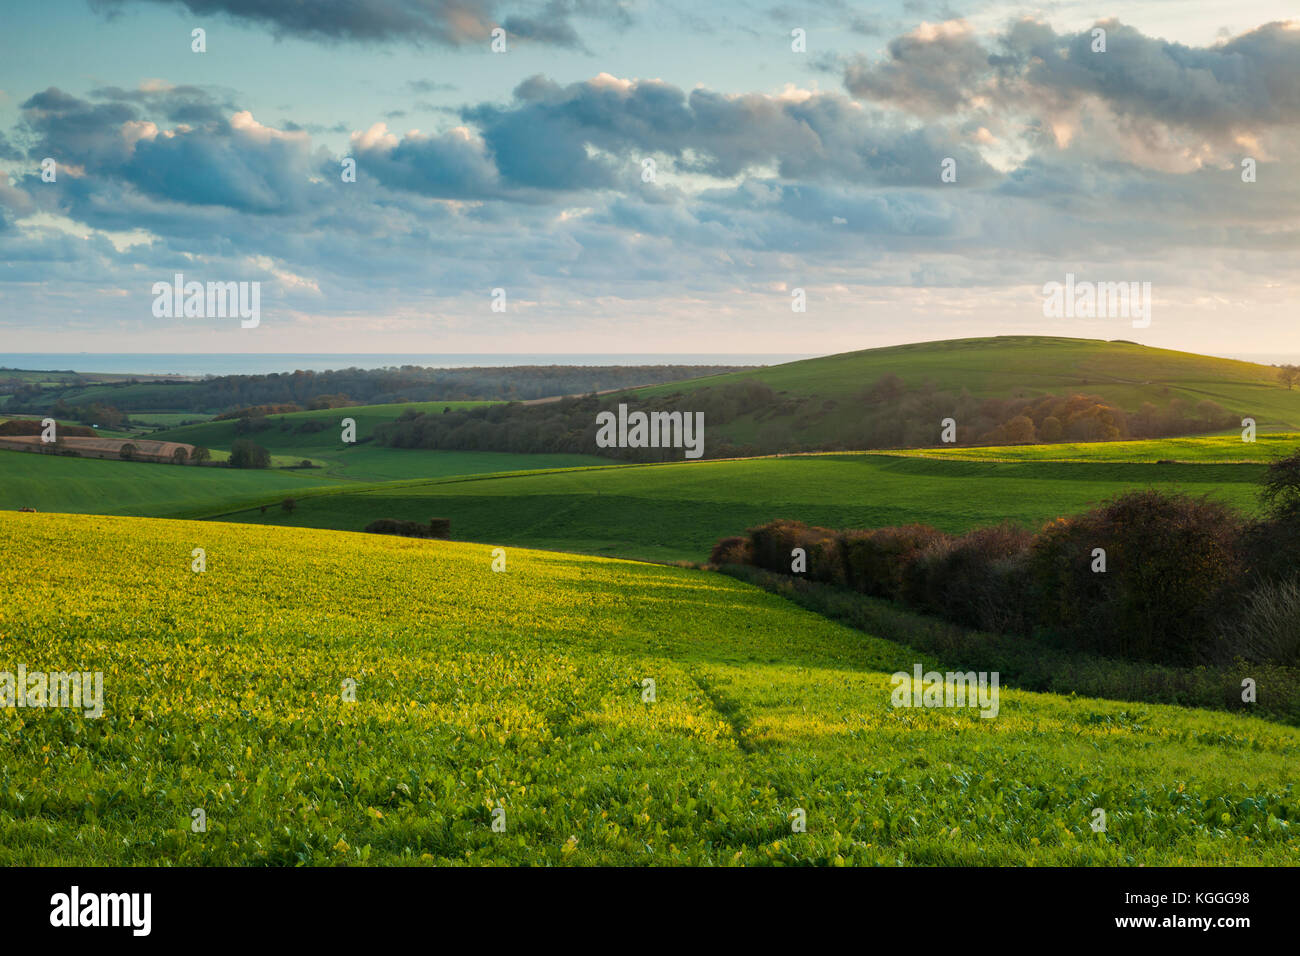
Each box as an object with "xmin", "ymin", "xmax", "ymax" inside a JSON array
[{"xmin": 373, "ymin": 375, "xmax": 1240, "ymax": 461}]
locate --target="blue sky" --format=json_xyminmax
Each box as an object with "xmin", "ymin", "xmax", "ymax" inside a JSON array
[{"xmin": 1, "ymin": 0, "xmax": 1297, "ymax": 355}]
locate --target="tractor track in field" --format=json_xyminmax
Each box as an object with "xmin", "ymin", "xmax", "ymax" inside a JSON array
[{"xmin": 689, "ymin": 668, "xmax": 760, "ymax": 754}]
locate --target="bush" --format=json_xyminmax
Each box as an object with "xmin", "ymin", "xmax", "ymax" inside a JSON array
[
  {"xmin": 746, "ymin": 520, "xmax": 843, "ymax": 584},
  {"xmin": 1223, "ymin": 576, "xmax": 1300, "ymax": 666},
  {"xmin": 1028, "ymin": 491, "xmax": 1242, "ymax": 663},
  {"xmin": 709, "ymin": 536, "xmax": 751, "ymax": 566},
  {"xmin": 903, "ymin": 524, "xmax": 1033, "ymax": 631},
  {"xmin": 840, "ymin": 524, "xmax": 948, "ymax": 600},
  {"xmin": 364, "ymin": 518, "xmax": 451, "ymax": 540},
  {"xmin": 1262, "ymin": 450, "xmax": 1300, "ymax": 514},
  {"xmin": 229, "ymin": 439, "xmax": 270, "ymax": 469},
  {"xmin": 234, "ymin": 415, "xmax": 271, "ymax": 435},
  {"xmin": 1241, "ymin": 514, "xmax": 1300, "ymax": 584},
  {"xmin": 281, "ymin": 498, "xmax": 296, "ymax": 514}
]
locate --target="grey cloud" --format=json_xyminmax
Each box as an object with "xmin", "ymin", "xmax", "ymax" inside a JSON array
[
  {"xmin": 88, "ymin": 0, "xmax": 630, "ymax": 48},
  {"xmin": 18, "ymin": 88, "xmax": 317, "ymax": 213},
  {"xmin": 845, "ymin": 18, "xmax": 1300, "ymax": 135},
  {"xmin": 461, "ymin": 74, "xmax": 998, "ymax": 191}
]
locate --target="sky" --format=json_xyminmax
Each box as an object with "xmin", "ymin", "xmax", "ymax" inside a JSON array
[{"xmin": 0, "ymin": 0, "xmax": 1296, "ymax": 357}]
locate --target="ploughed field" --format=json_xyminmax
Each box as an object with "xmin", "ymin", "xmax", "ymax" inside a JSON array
[{"xmin": 1, "ymin": 512, "xmax": 1295, "ymax": 865}]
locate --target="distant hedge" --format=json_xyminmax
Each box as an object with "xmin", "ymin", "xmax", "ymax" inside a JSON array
[
  {"xmin": 0, "ymin": 419, "xmax": 94, "ymax": 437},
  {"xmin": 714, "ymin": 465, "xmax": 1300, "ymax": 668},
  {"xmin": 363, "ymin": 517, "xmax": 451, "ymax": 540}
]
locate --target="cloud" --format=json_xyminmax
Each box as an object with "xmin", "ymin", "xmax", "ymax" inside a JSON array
[
  {"xmin": 460, "ymin": 73, "xmax": 998, "ymax": 191},
  {"xmin": 88, "ymin": 0, "xmax": 630, "ymax": 48},
  {"xmin": 0, "ymin": 129, "xmax": 22, "ymax": 161},
  {"xmin": 3, "ymin": 13, "xmax": 1298, "ymax": 345},
  {"xmin": 844, "ymin": 18, "xmax": 1300, "ymax": 156},
  {"xmin": 16, "ymin": 88, "xmax": 318, "ymax": 213},
  {"xmin": 350, "ymin": 122, "xmax": 503, "ymax": 198},
  {"xmin": 408, "ymin": 79, "xmax": 460, "ymax": 94}
]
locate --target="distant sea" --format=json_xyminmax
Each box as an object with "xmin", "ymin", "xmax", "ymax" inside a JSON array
[{"xmin": 0, "ymin": 353, "xmax": 814, "ymax": 378}]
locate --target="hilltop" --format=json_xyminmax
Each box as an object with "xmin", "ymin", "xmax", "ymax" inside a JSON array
[
  {"xmin": 372, "ymin": 336, "xmax": 1300, "ymax": 460},
  {"xmin": 623, "ymin": 336, "xmax": 1300, "ymax": 452}
]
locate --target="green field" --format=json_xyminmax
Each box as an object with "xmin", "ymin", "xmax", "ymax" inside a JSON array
[
  {"xmin": 149, "ymin": 402, "xmax": 610, "ymax": 481},
  {"xmin": 3, "ymin": 418, "xmax": 1281, "ymax": 563},
  {"xmin": 0, "ymin": 449, "xmax": 342, "ymax": 517},
  {"xmin": 893, "ymin": 433, "xmax": 1300, "ymax": 463},
  {"xmin": 2, "ymin": 512, "xmax": 1295, "ymax": 866},
  {"xmin": 216, "ymin": 451, "xmax": 1267, "ymax": 561},
  {"xmin": 130, "ymin": 412, "xmax": 211, "ymax": 429},
  {"xmin": 0, "ymin": 446, "xmax": 622, "ymax": 518}
]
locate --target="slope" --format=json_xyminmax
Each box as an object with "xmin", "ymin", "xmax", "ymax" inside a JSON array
[{"xmin": 2, "ymin": 512, "xmax": 1295, "ymax": 865}]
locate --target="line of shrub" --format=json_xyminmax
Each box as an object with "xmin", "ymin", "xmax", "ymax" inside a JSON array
[
  {"xmin": 718, "ymin": 563, "xmax": 1300, "ymax": 725},
  {"xmin": 712, "ymin": 453, "xmax": 1300, "ymax": 667},
  {"xmin": 363, "ymin": 517, "xmax": 452, "ymax": 540}
]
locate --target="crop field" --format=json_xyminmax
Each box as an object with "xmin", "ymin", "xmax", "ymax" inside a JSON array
[
  {"xmin": 0, "ymin": 446, "xmax": 620, "ymax": 517},
  {"xmin": 891, "ymin": 433, "xmax": 1300, "ymax": 463},
  {"xmin": 1, "ymin": 512, "xmax": 1296, "ymax": 866},
  {"xmin": 224, "ymin": 452, "xmax": 1269, "ymax": 562},
  {"xmin": 0, "ymin": 449, "xmax": 341, "ymax": 517}
]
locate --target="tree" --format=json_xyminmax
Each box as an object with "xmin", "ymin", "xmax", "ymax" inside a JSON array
[
  {"xmin": 171, "ymin": 447, "xmax": 189, "ymax": 465},
  {"xmin": 229, "ymin": 438, "xmax": 270, "ymax": 469},
  {"xmin": 119, "ymin": 443, "xmax": 136, "ymax": 461},
  {"xmin": 1002, "ymin": 415, "xmax": 1037, "ymax": 444},
  {"xmin": 1261, "ymin": 450, "xmax": 1300, "ymax": 517},
  {"xmin": 1278, "ymin": 365, "xmax": 1300, "ymax": 390},
  {"xmin": 190, "ymin": 446, "xmax": 211, "ymax": 465},
  {"xmin": 281, "ymin": 497, "xmax": 296, "ymax": 514}
]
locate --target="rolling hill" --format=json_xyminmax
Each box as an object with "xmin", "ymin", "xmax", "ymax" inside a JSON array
[
  {"xmin": 624, "ymin": 336, "xmax": 1300, "ymax": 451},
  {"xmin": 3, "ymin": 511, "xmax": 1295, "ymax": 865},
  {"xmin": 215, "ymin": 447, "xmax": 1272, "ymax": 562}
]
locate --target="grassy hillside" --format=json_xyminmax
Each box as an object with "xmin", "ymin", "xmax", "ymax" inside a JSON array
[
  {"xmin": 3, "ymin": 512, "xmax": 1295, "ymax": 865},
  {"xmin": 220, "ymin": 449, "xmax": 1269, "ymax": 562},
  {"xmin": 150, "ymin": 401, "xmax": 607, "ymax": 481},
  {"xmin": 154, "ymin": 401, "xmax": 497, "ymax": 450},
  {"xmin": 629, "ymin": 336, "xmax": 1300, "ymax": 447},
  {"xmin": 36, "ymin": 380, "xmax": 201, "ymax": 410},
  {"xmin": 637, "ymin": 335, "xmax": 1288, "ymax": 405}
]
